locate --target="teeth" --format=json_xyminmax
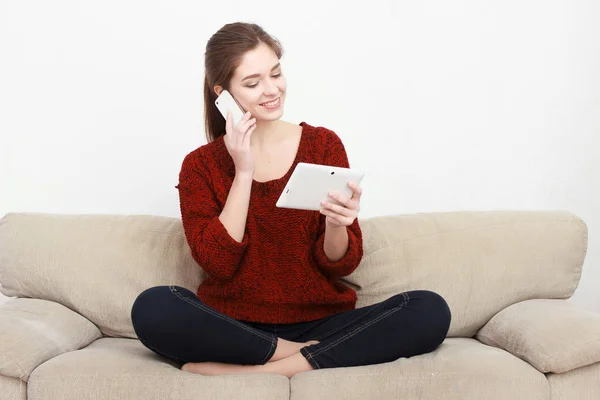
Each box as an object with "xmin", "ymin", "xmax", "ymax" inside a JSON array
[{"xmin": 261, "ymin": 98, "xmax": 279, "ymax": 107}]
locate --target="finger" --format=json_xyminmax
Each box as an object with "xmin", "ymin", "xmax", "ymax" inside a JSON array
[
  {"xmin": 320, "ymin": 200, "xmax": 355, "ymax": 217},
  {"xmin": 236, "ymin": 119, "xmax": 255, "ymax": 149},
  {"xmin": 232, "ymin": 111, "xmax": 251, "ymax": 132},
  {"xmin": 328, "ymin": 192, "xmax": 360, "ymax": 212},
  {"xmin": 225, "ymin": 112, "xmax": 233, "ymax": 134},
  {"xmin": 242, "ymin": 123, "xmax": 256, "ymax": 147},
  {"xmin": 348, "ymin": 181, "xmax": 363, "ymax": 200},
  {"xmin": 320, "ymin": 209, "xmax": 349, "ymax": 226},
  {"xmin": 327, "ymin": 192, "xmax": 351, "ymax": 208},
  {"xmin": 240, "ymin": 111, "xmax": 252, "ymax": 125},
  {"xmin": 239, "ymin": 117, "xmax": 256, "ymax": 134},
  {"xmin": 234, "ymin": 116, "xmax": 246, "ymax": 147}
]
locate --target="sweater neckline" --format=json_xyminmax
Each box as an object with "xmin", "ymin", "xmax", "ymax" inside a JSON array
[{"xmin": 251, "ymin": 121, "xmax": 308, "ymax": 191}]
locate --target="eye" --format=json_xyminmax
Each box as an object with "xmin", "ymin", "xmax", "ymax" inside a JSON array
[{"xmin": 245, "ymin": 73, "xmax": 282, "ymax": 89}]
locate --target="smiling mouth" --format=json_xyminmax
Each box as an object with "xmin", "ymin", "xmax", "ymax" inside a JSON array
[{"xmin": 260, "ymin": 97, "xmax": 280, "ymax": 108}]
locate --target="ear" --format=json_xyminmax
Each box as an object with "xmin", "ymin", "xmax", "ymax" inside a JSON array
[{"xmin": 213, "ymin": 85, "xmax": 223, "ymax": 97}]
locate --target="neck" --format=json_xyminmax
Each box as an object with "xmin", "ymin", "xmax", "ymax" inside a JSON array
[{"xmin": 250, "ymin": 119, "xmax": 283, "ymax": 147}]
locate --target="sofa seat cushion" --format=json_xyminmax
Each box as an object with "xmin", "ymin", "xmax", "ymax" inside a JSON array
[
  {"xmin": 27, "ymin": 338, "xmax": 289, "ymax": 400},
  {"xmin": 290, "ymin": 338, "xmax": 549, "ymax": 400}
]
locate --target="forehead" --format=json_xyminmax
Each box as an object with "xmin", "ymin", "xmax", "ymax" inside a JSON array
[{"xmin": 233, "ymin": 43, "xmax": 279, "ymax": 78}]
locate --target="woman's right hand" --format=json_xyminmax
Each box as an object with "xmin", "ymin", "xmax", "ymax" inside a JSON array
[{"xmin": 223, "ymin": 111, "xmax": 257, "ymax": 175}]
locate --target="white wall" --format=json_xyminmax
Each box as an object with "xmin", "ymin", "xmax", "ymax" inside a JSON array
[{"xmin": 1, "ymin": 0, "xmax": 599, "ymax": 311}]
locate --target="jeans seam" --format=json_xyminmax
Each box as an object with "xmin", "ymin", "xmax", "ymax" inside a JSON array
[
  {"xmin": 309, "ymin": 292, "xmax": 410, "ymax": 357},
  {"xmin": 301, "ymin": 348, "xmax": 321, "ymax": 369},
  {"xmin": 259, "ymin": 337, "xmax": 278, "ymax": 364},
  {"xmin": 311, "ymin": 305, "xmax": 381, "ymax": 341},
  {"xmin": 169, "ymin": 286, "xmax": 275, "ymax": 343}
]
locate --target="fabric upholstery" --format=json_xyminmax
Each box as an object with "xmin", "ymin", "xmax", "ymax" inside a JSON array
[
  {"xmin": 0, "ymin": 213, "xmax": 203, "ymax": 338},
  {"xmin": 476, "ymin": 299, "xmax": 600, "ymax": 373},
  {"xmin": 0, "ymin": 210, "xmax": 593, "ymax": 400},
  {"xmin": 0, "ymin": 298, "xmax": 101, "ymax": 381},
  {"xmin": 347, "ymin": 210, "xmax": 587, "ymax": 337},
  {"xmin": 547, "ymin": 362, "xmax": 600, "ymax": 400},
  {"xmin": 290, "ymin": 338, "xmax": 548, "ymax": 400},
  {"xmin": 27, "ymin": 338, "xmax": 289, "ymax": 400},
  {"xmin": 0, "ymin": 211, "xmax": 587, "ymax": 340},
  {"xmin": 0, "ymin": 375, "xmax": 26, "ymax": 400}
]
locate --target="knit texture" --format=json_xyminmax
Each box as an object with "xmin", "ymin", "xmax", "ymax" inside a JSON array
[{"xmin": 175, "ymin": 122, "xmax": 363, "ymax": 323}]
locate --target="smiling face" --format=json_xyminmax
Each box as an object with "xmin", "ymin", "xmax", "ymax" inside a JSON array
[{"xmin": 216, "ymin": 42, "xmax": 287, "ymax": 122}]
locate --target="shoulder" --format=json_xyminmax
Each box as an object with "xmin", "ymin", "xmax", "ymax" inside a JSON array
[
  {"xmin": 179, "ymin": 137, "xmax": 233, "ymax": 190},
  {"xmin": 181, "ymin": 137, "xmax": 228, "ymax": 172},
  {"xmin": 299, "ymin": 122, "xmax": 345, "ymax": 149},
  {"xmin": 298, "ymin": 122, "xmax": 350, "ymax": 167}
]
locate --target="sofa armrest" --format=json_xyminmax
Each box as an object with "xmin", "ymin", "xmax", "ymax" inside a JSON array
[
  {"xmin": 475, "ymin": 299, "xmax": 600, "ymax": 373},
  {"xmin": 0, "ymin": 298, "xmax": 102, "ymax": 381}
]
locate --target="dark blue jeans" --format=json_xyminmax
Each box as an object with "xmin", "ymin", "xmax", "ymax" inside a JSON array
[{"xmin": 130, "ymin": 285, "xmax": 451, "ymax": 370}]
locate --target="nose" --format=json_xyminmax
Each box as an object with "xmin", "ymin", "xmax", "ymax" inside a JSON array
[{"xmin": 263, "ymin": 78, "xmax": 279, "ymax": 96}]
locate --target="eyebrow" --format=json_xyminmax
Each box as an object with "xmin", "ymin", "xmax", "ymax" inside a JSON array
[{"xmin": 241, "ymin": 63, "xmax": 281, "ymax": 81}]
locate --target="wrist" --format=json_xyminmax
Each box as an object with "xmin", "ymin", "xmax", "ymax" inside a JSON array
[
  {"xmin": 234, "ymin": 169, "xmax": 254, "ymax": 182},
  {"xmin": 325, "ymin": 222, "xmax": 346, "ymax": 232},
  {"xmin": 323, "ymin": 223, "xmax": 349, "ymax": 262}
]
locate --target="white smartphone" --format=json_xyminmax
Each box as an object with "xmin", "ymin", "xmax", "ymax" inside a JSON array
[
  {"xmin": 276, "ymin": 162, "xmax": 365, "ymax": 211},
  {"xmin": 215, "ymin": 90, "xmax": 246, "ymax": 128}
]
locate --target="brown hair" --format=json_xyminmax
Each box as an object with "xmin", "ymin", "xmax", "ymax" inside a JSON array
[{"xmin": 203, "ymin": 22, "xmax": 283, "ymax": 143}]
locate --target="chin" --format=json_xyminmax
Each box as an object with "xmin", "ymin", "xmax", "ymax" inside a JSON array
[
  {"xmin": 262, "ymin": 109, "xmax": 284, "ymax": 121},
  {"xmin": 255, "ymin": 102, "xmax": 285, "ymax": 121}
]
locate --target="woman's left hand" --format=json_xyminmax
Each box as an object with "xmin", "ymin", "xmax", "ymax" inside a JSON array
[{"xmin": 320, "ymin": 181, "xmax": 362, "ymax": 228}]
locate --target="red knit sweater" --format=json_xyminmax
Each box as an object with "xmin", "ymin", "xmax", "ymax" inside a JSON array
[{"xmin": 175, "ymin": 122, "xmax": 363, "ymax": 323}]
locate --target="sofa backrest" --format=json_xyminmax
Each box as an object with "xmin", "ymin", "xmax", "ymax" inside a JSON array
[
  {"xmin": 347, "ymin": 210, "xmax": 586, "ymax": 337},
  {"xmin": 0, "ymin": 213, "xmax": 203, "ymax": 338},
  {"xmin": 0, "ymin": 210, "xmax": 587, "ymax": 338}
]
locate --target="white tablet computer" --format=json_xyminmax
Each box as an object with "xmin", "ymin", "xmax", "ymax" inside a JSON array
[{"xmin": 276, "ymin": 162, "xmax": 365, "ymax": 211}]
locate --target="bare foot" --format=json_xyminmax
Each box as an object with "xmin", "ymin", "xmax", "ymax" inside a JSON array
[
  {"xmin": 181, "ymin": 361, "xmax": 260, "ymax": 376},
  {"xmin": 181, "ymin": 352, "xmax": 313, "ymax": 378}
]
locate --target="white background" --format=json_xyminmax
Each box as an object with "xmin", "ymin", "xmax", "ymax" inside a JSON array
[{"xmin": 1, "ymin": 0, "xmax": 598, "ymax": 311}]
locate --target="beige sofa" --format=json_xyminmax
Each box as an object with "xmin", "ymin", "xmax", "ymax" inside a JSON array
[{"xmin": 0, "ymin": 210, "xmax": 599, "ymax": 400}]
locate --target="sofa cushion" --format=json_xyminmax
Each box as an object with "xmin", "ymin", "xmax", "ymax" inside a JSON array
[
  {"xmin": 547, "ymin": 362, "xmax": 600, "ymax": 400},
  {"xmin": 349, "ymin": 210, "xmax": 587, "ymax": 337},
  {"xmin": 27, "ymin": 338, "xmax": 289, "ymax": 400},
  {"xmin": 0, "ymin": 298, "xmax": 101, "ymax": 381},
  {"xmin": 476, "ymin": 299, "xmax": 600, "ymax": 373},
  {"xmin": 0, "ymin": 375, "xmax": 26, "ymax": 400},
  {"xmin": 290, "ymin": 338, "xmax": 548, "ymax": 400},
  {"xmin": 0, "ymin": 213, "xmax": 203, "ymax": 338}
]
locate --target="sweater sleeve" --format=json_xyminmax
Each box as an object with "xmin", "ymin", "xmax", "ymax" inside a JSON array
[
  {"xmin": 312, "ymin": 130, "xmax": 364, "ymax": 280},
  {"xmin": 175, "ymin": 153, "xmax": 248, "ymax": 281}
]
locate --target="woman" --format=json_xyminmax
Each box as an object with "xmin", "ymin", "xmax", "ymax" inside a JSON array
[{"xmin": 131, "ymin": 22, "xmax": 451, "ymax": 378}]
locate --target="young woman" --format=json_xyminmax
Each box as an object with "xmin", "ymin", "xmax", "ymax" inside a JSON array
[{"xmin": 131, "ymin": 22, "xmax": 451, "ymax": 378}]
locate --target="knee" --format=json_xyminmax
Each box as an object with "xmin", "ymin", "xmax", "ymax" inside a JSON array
[
  {"xmin": 131, "ymin": 285, "xmax": 173, "ymax": 336},
  {"xmin": 415, "ymin": 290, "xmax": 452, "ymax": 344},
  {"xmin": 391, "ymin": 290, "xmax": 451, "ymax": 347}
]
